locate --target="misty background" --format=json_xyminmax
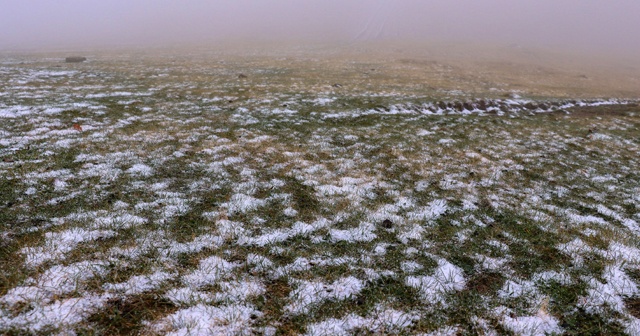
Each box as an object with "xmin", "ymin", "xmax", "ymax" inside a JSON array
[{"xmin": 1, "ymin": 0, "xmax": 639, "ymax": 57}]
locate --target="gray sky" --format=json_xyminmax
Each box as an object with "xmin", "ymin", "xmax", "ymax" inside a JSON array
[{"xmin": 1, "ymin": 0, "xmax": 639, "ymax": 55}]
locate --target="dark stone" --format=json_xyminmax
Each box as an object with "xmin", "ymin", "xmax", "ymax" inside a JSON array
[
  {"xmin": 382, "ymin": 219, "xmax": 393, "ymax": 229},
  {"xmin": 477, "ymin": 100, "xmax": 487, "ymax": 111},
  {"xmin": 65, "ymin": 56, "xmax": 86, "ymax": 63}
]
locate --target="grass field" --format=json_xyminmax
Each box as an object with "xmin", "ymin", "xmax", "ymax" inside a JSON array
[{"xmin": 1, "ymin": 46, "xmax": 640, "ymax": 335}]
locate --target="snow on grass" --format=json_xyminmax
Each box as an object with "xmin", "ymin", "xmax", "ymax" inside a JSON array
[
  {"xmin": 213, "ymin": 280, "xmax": 266, "ymax": 303},
  {"xmin": 223, "ymin": 193, "xmax": 266, "ymax": 215},
  {"xmin": 240, "ymin": 221, "xmax": 320, "ymax": 246},
  {"xmin": 498, "ymin": 308, "xmax": 563, "ymax": 336},
  {"xmin": 126, "ymin": 163, "xmax": 154, "ymax": 177},
  {"xmin": 165, "ymin": 287, "xmax": 214, "ymax": 307},
  {"xmin": 420, "ymin": 326, "xmax": 461, "ymax": 336},
  {"xmin": 2, "ymin": 54, "xmax": 640, "ymax": 334},
  {"xmin": 397, "ymin": 224, "xmax": 427, "ymax": 244},
  {"xmin": 581, "ymin": 264, "xmax": 639, "ymax": 314},
  {"xmin": 309, "ymin": 97, "xmax": 336, "ymax": 106},
  {"xmin": 406, "ymin": 259, "xmax": 466, "ymax": 305},
  {"xmin": 285, "ymin": 276, "xmax": 364, "ymax": 315},
  {"xmin": 271, "ymin": 256, "xmax": 356, "ymax": 279},
  {"xmin": 181, "ymin": 256, "xmax": 239, "ymax": 288},
  {"xmin": 401, "ymin": 261, "xmax": 424, "ymax": 273},
  {"xmin": 158, "ymin": 234, "xmax": 225, "ymax": 258},
  {"xmin": 474, "ymin": 254, "xmax": 510, "ymax": 272},
  {"xmin": 556, "ymin": 238, "xmax": 597, "ymax": 267},
  {"xmin": 597, "ymin": 204, "xmax": 640, "ymax": 235},
  {"xmin": 1, "ymin": 261, "xmax": 107, "ymax": 307},
  {"xmin": 305, "ymin": 314, "xmax": 368, "ymax": 336},
  {"xmin": 1, "ymin": 294, "xmax": 112, "ymax": 333},
  {"xmin": 78, "ymin": 163, "xmax": 123, "ymax": 183},
  {"xmin": 92, "ymin": 213, "xmax": 147, "ymax": 230},
  {"xmin": 103, "ymin": 270, "xmax": 175, "ymax": 296},
  {"xmin": 306, "ymin": 308, "xmax": 419, "ymax": 335},
  {"xmin": 166, "ymin": 279, "xmax": 265, "ymax": 307},
  {"xmin": 532, "ymin": 271, "xmax": 572, "ymax": 285},
  {"xmin": 406, "ymin": 199, "xmax": 448, "ymax": 222},
  {"xmin": 498, "ymin": 279, "xmax": 538, "ymax": 300},
  {"xmin": 150, "ymin": 304, "xmax": 261, "ymax": 336},
  {"xmin": 604, "ymin": 242, "xmax": 640, "ymax": 264},
  {"xmin": 565, "ymin": 212, "xmax": 608, "ymax": 226},
  {"xmin": 329, "ymin": 222, "xmax": 377, "ymax": 243},
  {"xmin": 208, "ymin": 218, "xmax": 246, "ymax": 240},
  {"xmin": 21, "ymin": 228, "xmax": 116, "ymax": 268}
]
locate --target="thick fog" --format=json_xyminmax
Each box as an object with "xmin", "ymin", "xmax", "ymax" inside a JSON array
[{"xmin": 1, "ymin": 0, "xmax": 639, "ymax": 56}]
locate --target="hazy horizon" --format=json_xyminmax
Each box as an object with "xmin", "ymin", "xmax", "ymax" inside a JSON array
[{"xmin": 2, "ymin": 0, "xmax": 640, "ymax": 58}]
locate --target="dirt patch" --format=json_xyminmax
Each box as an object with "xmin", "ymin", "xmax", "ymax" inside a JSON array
[
  {"xmin": 626, "ymin": 297, "xmax": 640, "ymax": 319},
  {"xmin": 259, "ymin": 279, "xmax": 297, "ymax": 334},
  {"xmin": 88, "ymin": 294, "xmax": 177, "ymax": 335},
  {"xmin": 466, "ymin": 272, "xmax": 505, "ymax": 295}
]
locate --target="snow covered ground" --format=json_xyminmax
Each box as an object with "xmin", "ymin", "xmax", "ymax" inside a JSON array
[{"xmin": 1, "ymin": 53, "xmax": 640, "ymax": 335}]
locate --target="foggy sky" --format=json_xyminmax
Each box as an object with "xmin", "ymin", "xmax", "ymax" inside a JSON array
[{"xmin": 1, "ymin": 0, "xmax": 639, "ymax": 56}]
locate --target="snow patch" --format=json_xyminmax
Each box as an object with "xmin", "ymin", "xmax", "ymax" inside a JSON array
[
  {"xmin": 286, "ymin": 276, "xmax": 364, "ymax": 315},
  {"xmin": 406, "ymin": 259, "xmax": 466, "ymax": 305}
]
